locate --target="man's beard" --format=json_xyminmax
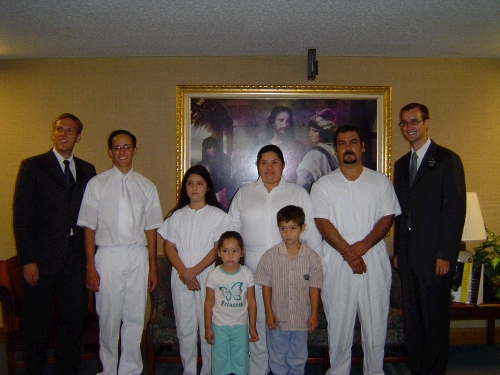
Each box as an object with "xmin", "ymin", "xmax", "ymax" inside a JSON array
[
  {"xmin": 275, "ymin": 127, "xmax": 293, "ymax": 141},
  {"xmin": 342, "ymin": 152, "xmax": 357, "ymax": 164}
]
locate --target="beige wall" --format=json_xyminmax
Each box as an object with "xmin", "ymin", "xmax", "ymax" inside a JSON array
[
  {"xmin": 1, "ymin": 56, "xmax": 499, "ymax": 328},
  {"xmin": 1, "ymin": 56, "xmax": 499, "ymax": 261}
]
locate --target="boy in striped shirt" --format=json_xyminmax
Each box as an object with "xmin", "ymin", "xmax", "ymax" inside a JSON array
[{"xmin": 255, "ymin": 205, "xmax": 323, "ymax": 375}]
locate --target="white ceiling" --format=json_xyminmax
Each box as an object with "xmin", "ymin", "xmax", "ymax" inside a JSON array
[{"xmin": 1, "ymin": 0, "xmax": 499, "ymax": 60}]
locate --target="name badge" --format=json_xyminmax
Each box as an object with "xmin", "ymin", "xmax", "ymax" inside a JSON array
[{"xmin": 427, "ymin": 160, "xmax": 437, "ymax": 169}]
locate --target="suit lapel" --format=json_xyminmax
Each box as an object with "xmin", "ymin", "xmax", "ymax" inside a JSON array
[
  {"xmin": 400, "ymin": 152, "xmax": 411, "ymax": 188},
  {"xmin": 74, "ymin": 157, "xmax": 86, "ymax": 189},
  {"xmin": 45, "ymin": 150, "xmax": 69, "ymax": 189},
  {"xmin": 412, "ymin": 141, "xmax": 437, "ymax": 187}
]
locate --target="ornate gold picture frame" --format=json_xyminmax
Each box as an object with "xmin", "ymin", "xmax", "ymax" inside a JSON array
[{"xmin": 176, "ymin": 85, "xmax": 392, "ymax": 209}]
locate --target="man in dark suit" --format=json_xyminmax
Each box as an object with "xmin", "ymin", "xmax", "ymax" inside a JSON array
[
  {"xmin": 13, "ymin": 113, "xmax": 96, "ymax": 375},
  {"xmin": 393, "ymin": 103, "xmax": 466, "ymax": 375}
]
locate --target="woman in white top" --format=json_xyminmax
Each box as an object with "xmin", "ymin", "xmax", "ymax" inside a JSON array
[
  {"xmin": 157, "ymin": 165, "xmax": 232, "ymax": 375},
  {"xmin": 228, "ymin": 145, "xmax": 322, "ymax": 375}
]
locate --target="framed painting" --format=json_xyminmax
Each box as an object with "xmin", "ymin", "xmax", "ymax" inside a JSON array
[{"xmin": 176, "ymin": 85, "xmax": 392, "ymax": 211}]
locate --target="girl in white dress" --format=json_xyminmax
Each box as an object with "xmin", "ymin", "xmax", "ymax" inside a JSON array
[{"xmin": 157, "ymin": 165, "xmax": 232, "ymax": 375}]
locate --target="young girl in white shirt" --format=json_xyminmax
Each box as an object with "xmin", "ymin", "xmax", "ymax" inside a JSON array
[
  {"xmin": 157, "ymin": 165, "xmax": 232, "ymax": 375},
  {"xmin": 204, "ymin": 231, "xmax": 258, "ymax": 375}
]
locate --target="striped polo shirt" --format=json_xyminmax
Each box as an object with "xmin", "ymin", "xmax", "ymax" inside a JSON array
[{"xmin": 255, "ymin": 241, "xmax": 323, "ymax": 331}]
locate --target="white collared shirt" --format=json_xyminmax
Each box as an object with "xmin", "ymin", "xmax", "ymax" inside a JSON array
[
  {"xmin": 157, "ymin": 204, "xmax": 232, "ymax": 268},
  {"xmin": 228, "ymin": 176, "xmax": 323, "ymax": 272},
  {"xmin": 52, "ymin": 147, "xmax": 76, "ymax": 179},
  {"xmin": 77, "ymin": 166, "xmax": 163, "ymax": 247},
  {"xmin": 412, "ymin": 138, "xmax": 432, "ymax": 170},
  {"xmin": 311, "ymin": 168, "xmax": 401, "ymax": 263}
]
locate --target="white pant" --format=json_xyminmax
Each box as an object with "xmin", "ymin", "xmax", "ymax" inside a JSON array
[
  {"xmin": 249, "ymin": 284, "xmax": 269, "ymax": 375},
  {"xmin": 95, "ymin": 246, "xmax": 148, "ymax": 375},
  {"xmin": 322, "ymin": 247, "xmax": 391, "ymax": 375},
  {"xmin": 171, "ymin": 267, "xmax": 212, "ymax": 375}
]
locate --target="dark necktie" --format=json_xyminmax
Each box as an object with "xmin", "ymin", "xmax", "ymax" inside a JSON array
[
  {"xmin": 410, "ymin": 152, "xmax": 418, "ymax": 186},
  {"xmin": 408, "ymin": 152, "xmax": 418, "ymax": 229},
  {"xmin": 64, "ymin": 160, "xmax": 75, "ymax": 189}
]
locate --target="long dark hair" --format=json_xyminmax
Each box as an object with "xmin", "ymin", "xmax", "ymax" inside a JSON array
[
  {"xmin": 201, "ymin": 136, "xmax": 219, "ymax": 163},
  {"xmin": 265, "ymin": 105, "xmax": 294, "ymax": 140},
  {"xmin": 166, "ymin": 165, "xmax": 221, "ymax": 218},
  {"xmin": 266, "ymin": 106, "xmax": 294, "ymax": 129}
]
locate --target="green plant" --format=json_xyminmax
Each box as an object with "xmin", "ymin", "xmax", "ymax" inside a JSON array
[{"xmin": 473, "ymin": 227, "xmax": 500, "ymax": 300}]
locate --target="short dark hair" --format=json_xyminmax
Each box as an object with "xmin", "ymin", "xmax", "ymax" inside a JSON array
[
  {"xmin": 333, "ymin": 125, "xmax": 363, "ymax": 148},
  {"xmin": 399, "ymin": 103, "xmax": 429, "ymax": 121},
  {"xmin": 52, "ymin": 113, "xmax": 83, "ymax": 134},
  {"xmin": 107, "ymin": 130, "xmax": 137, "ymax": 149},
  {"xmin": 256, "ymin": 144, "xmax": 285, "ymax": 166},
  {"xmin": 218, "ymin": 231, "xmax": 244, "ymax": 251},
  {"xmin": 276, "ymin": 205, "xmax": 305, "ymax": 227}
]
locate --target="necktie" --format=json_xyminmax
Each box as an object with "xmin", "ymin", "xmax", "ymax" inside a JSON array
[
  {"xmin": 63, "ymin": 160, "xmax": 75, "ymax": 189},
  {"xmin": 409, "ymin": 152, "xmax": 418, "ymax": 186},
  {"xmin": 408, "ymin": 152, "xmax": 418, "ymax": 229},
  {"xmin": 119, "ymin": 176, "xmax": 135, "ymax": 244}
]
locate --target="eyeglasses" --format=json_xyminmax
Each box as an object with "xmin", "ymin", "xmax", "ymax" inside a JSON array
[
  {"xmin": 399, "ymin": 119, "xmax": 423, "ymax": 127},
  {"xmin": 111, "ymin": 145, "xmax": 134, "ymax": 151}
]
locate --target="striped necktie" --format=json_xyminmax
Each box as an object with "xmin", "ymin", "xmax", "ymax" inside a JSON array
[
  {"xmin": 410, "ymin": 152, "xmax": 418, "ymax": 186},
  {"xmin": 408, "ymin": 152, "xmax": 418, "ymax": 229}
]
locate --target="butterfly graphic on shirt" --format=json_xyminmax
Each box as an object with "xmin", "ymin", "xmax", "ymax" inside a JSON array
[{"xmin": 219, "ymin": 282, "xmax": 243, "ymax": 301}]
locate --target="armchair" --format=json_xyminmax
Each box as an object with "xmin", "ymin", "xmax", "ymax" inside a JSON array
[
  {"xmin": 0, "ymin": 255, "xmax": 101, "ymax": 375},
  {"xmin": 146, "ymin": 254, "xmax": 180, "ymax": 375}
]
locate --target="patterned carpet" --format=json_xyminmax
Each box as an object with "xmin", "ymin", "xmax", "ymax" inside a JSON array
[{"xmin": 1, "ymin": 344, "xmax": 499, "ymax": 374}]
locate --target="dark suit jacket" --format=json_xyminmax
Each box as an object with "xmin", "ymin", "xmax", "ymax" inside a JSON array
[
  {"xmin": 394, "ymin": 141, "xmax": 466, "ymax": 276},
  {"xmin": 13, "ymin": 150, "xmax": 96, "ymax": 275}
]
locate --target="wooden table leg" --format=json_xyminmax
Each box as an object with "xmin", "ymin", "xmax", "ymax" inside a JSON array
[{"xmin": 487, "ymin": 319, "xmax": 495, "ymax": 345}]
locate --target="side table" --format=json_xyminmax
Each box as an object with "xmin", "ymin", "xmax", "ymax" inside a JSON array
[{"xmin": 450, "ymin": 299, "xmax": 500, "ymax": 345}]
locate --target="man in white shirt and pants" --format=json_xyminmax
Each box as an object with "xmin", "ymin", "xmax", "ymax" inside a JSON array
[
  {"xmin": 78, "ymin": 130, "xmax": 163, "ymax": 375},
  {"xmin": 311, "ymin": 125, "xmax": 401, "ymax": 375}
]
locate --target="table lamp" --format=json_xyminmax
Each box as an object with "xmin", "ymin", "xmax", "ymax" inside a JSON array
[
  {"xmin": 452, "ymin": 192, "xmax": 487, "ymax": 303},
  {"xmin": 459, "ymin": 192, "xmax": 486, "ymax": 261}
]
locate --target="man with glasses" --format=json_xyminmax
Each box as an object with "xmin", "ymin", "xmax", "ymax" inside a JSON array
[
  {"xmin": 393, "ymin": 103, "xmax": 466, "ymax": 374},
  {"xmin": 78, "ymin": 130, "xmax": 163, "ymax": 375}
]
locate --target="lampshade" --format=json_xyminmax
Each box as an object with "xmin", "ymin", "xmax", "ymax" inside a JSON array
[{"xmin": 461, "ymin": 192, "xmax": 486, "ymax": 242}]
